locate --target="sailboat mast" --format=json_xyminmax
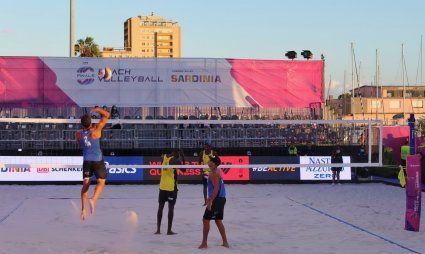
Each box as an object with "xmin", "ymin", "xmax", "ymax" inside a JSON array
[
  {"xmin": 402, "ymin": 44, "xmax": 405, "ymax": 119},
  {"xmin": 351, "ymin": 43, "xmax": 355, "ymax": 98},
  {"xmin": 421, "ymin": 35, "xmax": 423, "ymax": 85},
  {"xmin": 376, "ymin": 49, "xmax": 379, "ymax": 120},
  {"xmin": 343, "ymin": 70, "xmax": 346, "ymax": 116}
]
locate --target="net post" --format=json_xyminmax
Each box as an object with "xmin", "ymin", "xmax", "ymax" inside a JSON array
[
  {"xmin": 368, "ymin": 119, "xmax": 372, "ymax": 164},
  {"xmin": 379, "ymin": 121, "xmax": 383, "ymax": 166}
]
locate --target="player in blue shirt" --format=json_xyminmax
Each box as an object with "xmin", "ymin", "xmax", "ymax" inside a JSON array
[{"xmin": 76, "ymin": 107, "xmax": 110, "ymax": 220}]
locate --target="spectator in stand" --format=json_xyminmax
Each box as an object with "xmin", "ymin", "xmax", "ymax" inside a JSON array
[
  {"xmin": 358, "ymin": 133, "xmax": 366, "ymax": 146},
  {"xmin": 383, "ymin": 146, "xmax": 396, "ymax": 167},
  {"xmin": 110, "ymin": 105, "xmax": 122, "ymax": 129},
  {"xmin": 111, "ymin": 105, "xmax": 120, "ymax": 119},
  {"xmin": 91, "ymin": 106, "xmax": 100, "ymax": 119},
  {"xmin": 303, "ymin": 141, "xmax": 315, "ymax": 156},
  {"xmin": 288, "ymin": 143, "xmax": 298, "ymax": 156}
]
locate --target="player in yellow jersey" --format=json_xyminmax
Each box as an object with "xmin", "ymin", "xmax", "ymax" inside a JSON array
[
  {"xmin": 155, "ymin": 149, "xmax": 185, "ymax": 235},
  {"xmin": 198, "ymin": 144, "xmax": 218, "ymax": 205}
]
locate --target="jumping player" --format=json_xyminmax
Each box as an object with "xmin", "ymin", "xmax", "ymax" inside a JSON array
[
  {"xmin": 198, "ymin": 143, "xmax": 217, "ymax": 205},
  {"xmin": 199, "ymin": 155, "xmax": 229, "ymax": 249},
  {"xmin": 76, "ymin": 107, "xmax": 110, "ymax": 220},
  {"xmin": 155, "ymin": 149, "xmax": 184, "ymax": 235}
]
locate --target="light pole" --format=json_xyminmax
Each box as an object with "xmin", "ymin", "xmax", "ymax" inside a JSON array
[{"xmin": 70, "ymin": 0, "xmax": 75, "ymax": 57}]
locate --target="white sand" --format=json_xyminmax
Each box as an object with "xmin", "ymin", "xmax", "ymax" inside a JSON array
[{"xmin": 0, "ymin": 183, "xmax": 424, "ymax": 254}]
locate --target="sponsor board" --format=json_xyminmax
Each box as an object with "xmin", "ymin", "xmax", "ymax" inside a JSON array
[
  {"xmin": 104, "ymin": 156, "xmax": 143, "ymax": 182},
  {"xmin": 144, "ymin": 156, "xmax": 249, "ymax": 182},
  {"xmin": 300, "ymin": 156, "xmax": 351, "ymax": 180},
  {"xmin": 0, "ymin": 156, "xmax": 83, "ymax": 181},
  {"xmin": 250, "ymin": 157, "xmax": 299, "ymax": 180},
  {"xmin": 0, "ymin": 57, "xmax": 323, "ymax": 108},
  {"xmin": 219, "ymin": 156, "xmax": 250, "ymax": 181},
  {"xmin": 0, "ymin": 156, "xmax": 144, "ymax": 182},
  {"xmin": 144, "ymin": 156, "xmax": 204, "ymax": 182}
]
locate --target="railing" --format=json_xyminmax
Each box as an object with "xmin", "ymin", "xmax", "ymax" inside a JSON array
[{"xmin": 0, "ymin": 125, "xmax": 368, "ymax": 150}]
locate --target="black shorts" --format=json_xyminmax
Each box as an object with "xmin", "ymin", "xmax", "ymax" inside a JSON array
[
  {"xmin": 202, "ymin": 177, "xmax": 208, "ymax": 186},
  {"xmin": 158, "ymin": 190, "xmax": 178, "ymax": 204},
  {"xmin": 203, "ymin": 197, "xmax": 226, "ymax": 221},
  {"xmin": 202, "ymin": 171, "xmax": 208, "ymax": 185},
  {"xmin": 83, "ymin": 160, "xmax": 107, "ymax": 179}
]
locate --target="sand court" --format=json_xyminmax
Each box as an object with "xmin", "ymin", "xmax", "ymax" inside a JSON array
[{"xmin": 0, "ymin": 184, "xmax": 424, "ymax": 254}]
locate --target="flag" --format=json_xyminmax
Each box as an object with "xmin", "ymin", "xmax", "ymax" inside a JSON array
[{"xmin": 398, "ymin": 166, "xmax": 406, "ymax": 188}]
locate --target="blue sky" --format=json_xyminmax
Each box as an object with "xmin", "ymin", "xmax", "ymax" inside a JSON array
[{"xmin": 0, "ymin": 0, "xmax": 424, "ymax": 96}]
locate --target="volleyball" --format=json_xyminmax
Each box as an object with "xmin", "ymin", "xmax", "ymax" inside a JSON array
[{"xmin": 126, "ymin": 210, "xmax": 139, "ymax": 226}]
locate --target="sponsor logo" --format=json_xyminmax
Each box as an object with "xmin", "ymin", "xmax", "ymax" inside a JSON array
[
  {"xmin": 0, "ymin": 167, "xmax": 31, "ymax": 172},
  {"xmin": 147, "ymin": 161, "xmax": 201, "ymax": 176},
  {"xmin": 148, "ymin": 168, "xmax": 201, "ymax": 176},
  {"xmin": 312, "ymin": 173, "xmax": 333, "ymax": 179},
  {"xmin": 219, "ymin": 157, "xmax": 249, "ymax": 181},
  {"xmin": 171, "ymin": 74, "xmax": 222, "ymax": 83},
  {"xmin": 300, "ymin": 156, "xmax": 351, "ymax": 180},
  {"xmin": 98, "ymin": 67, "xmax": 112, "ymax": 81},
  {"xmin": 251, "ymin": 167, "xmax": 296, "ymax": 172},
  {"xmin": 104, "ymin": 161, "xmax": 137, "ymax": 174},
  {"xmin": 51, "ymin": 168, "xmax": 82, "ymax": 172},
  {"xmin": 109, "ymin": 167, "xmax": 137, "ymax": 174},
  {"xmin": 97, "ymin": 68, "xmax": 163, "ymax": 83},
  {"xmin": 37, "ymin": 168, "xmax": 49, "ymax": 173},
  {"xmin": 76, "ymin": 66, "xmax": 95, "ymax": 85}
]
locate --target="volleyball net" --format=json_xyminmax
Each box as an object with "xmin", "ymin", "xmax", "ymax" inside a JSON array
[{"xmin": 0, "ymin": 118, "xmax": 383, "ymax": 182}]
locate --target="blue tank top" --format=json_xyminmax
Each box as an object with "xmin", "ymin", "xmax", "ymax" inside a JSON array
[
  {"xmin": 80, "ymin": 129, "xmax": 103, "ymax": 161},
  {"xmin": 208, "ymin": 176, "xmax": 226, "ymax": 198}
]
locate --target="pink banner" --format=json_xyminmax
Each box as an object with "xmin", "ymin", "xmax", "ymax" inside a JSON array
[
  {"xmin": 228, "ymin": 59, "xmax": 323, "ymax": 108},
  {"xmin": 405, "ymin": 154, "xmax": 422, "ymax": 232},
  {"xmin": 0, "ymin": 57, "xmax": 76, "ymax": 107},
  {"xmin": 382, "ymin": 126, "xmax": 409, "ymax": 164}
]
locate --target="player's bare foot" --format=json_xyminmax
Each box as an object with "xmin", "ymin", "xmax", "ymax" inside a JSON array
[
  {"xmin": 167, "ymin": 231, "xmax": 177, "ymax": 235},
  {"xmin": 222, "ymin": 242, "xmax": 230, "ymax": 248},
  {"xmin": 80, "ymin": 209, "xmax": 87, "ymax": 221},
  {"xmin": 89, "ymin": 199, "xmax": 95, "ymax": 215},
  {"xmin": 154, "ymin": 230, "xmax": 161, "ymax": 235},
  {"xmin": 198, "ymin": 242, "xmax": 208, "ymax": 249}
]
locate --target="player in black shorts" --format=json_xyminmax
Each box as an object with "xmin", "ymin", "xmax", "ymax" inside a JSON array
[
  {"xmin": 198, "ymin": 144, "xmax": 217, "ymax": 205},
  {"xmin": 76, "ymin": 107, "xmax": 110, "ymax": 220},
  {"xmin": 155, "ymin": 149, "xmax": 185, "ymax": 235},
  {"xmin": 199, "ymin": 156, "xmax": 229, "ymax": 249}
]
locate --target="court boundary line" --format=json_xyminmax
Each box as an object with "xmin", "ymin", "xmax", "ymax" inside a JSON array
[
  {"xmin": 286, "ymin": 197, "xmax": 422, "ymax": 254},
  {"xmin": 0, "ymin": 198, "xmax": 26, "ymax": 224}
]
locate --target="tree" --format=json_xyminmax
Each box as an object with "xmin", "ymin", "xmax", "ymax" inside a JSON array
[{"xmin": 74, "ymin": 37, "xmax": 101, "ymax": 57}]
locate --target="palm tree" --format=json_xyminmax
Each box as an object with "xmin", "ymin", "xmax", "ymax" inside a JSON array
[{"xmin": 74, "ymin": 37, "xmax": 101, "ymax": 57}]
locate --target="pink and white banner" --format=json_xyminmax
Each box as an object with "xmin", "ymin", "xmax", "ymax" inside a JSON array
[
  {"xmin": 405, "ymin": 154, "xmax": 422, "ymax": 232},
  {"xmin": 0, "ymin": 57, "xmax": 323, "ymax": 108}
]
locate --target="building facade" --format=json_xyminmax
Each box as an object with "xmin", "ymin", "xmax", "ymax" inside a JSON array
[
  {"xmin": 101, "ymin": 13, "xmax": 181, "ymax": 58},
  {"xmin": 330, "ymin": 85, "xmax": 425, "ymax": 123}
]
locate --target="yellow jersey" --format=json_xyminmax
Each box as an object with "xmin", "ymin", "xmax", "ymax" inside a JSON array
[
  {"xmin": 201, "ymin": 150, "xmax": 215, "ymax": 174},
  {"xmin": 159, "ymin": 154, "xmax": 176, "ymax": 191},
  {"xmin": 401, "ymin": 145, "xmax": 410, "ymax": 161}
]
